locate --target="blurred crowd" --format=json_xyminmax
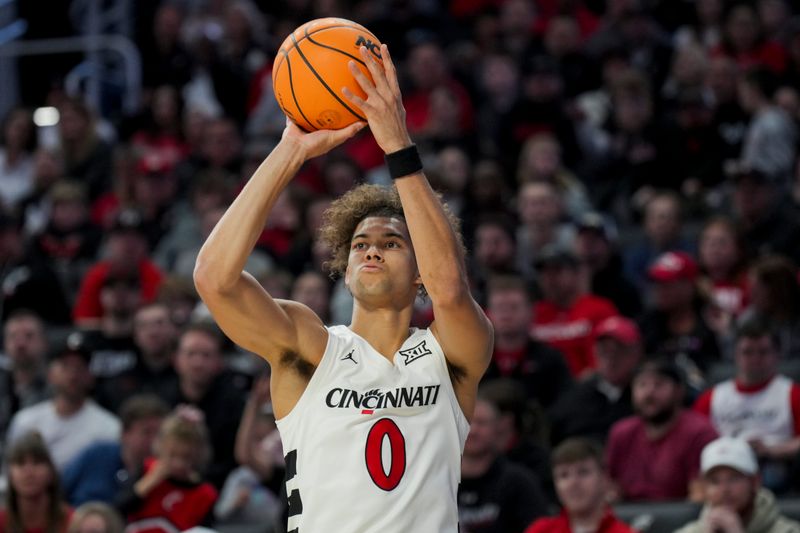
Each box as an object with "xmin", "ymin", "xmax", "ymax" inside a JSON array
[{"xmin": 2, "ymin": 0, "xmax": 800, "ymax": 532}]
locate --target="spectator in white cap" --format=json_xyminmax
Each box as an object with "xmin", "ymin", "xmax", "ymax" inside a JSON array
[{"xmin": 675, "ymin": 437, "xmax": 800, "ymax": 533}]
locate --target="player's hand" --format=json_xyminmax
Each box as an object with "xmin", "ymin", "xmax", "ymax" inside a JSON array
[
  {"xmin": 342, "ymin": 44, "xmax": 413, "ymax": 154},
  {"xmin": 281, "ymin": 117, "xmax": 365, "ymax": 160}
]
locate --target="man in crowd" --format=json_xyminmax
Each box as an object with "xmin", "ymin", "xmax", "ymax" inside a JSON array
[
  {"xmin": 675, "ymin": 437, "xmax": 800, "ymax": 533},
  {"xmin": 531, "ymin": 245, "xmax": 618, "ymax": 377},
  {"xmin": 606, "ymin": 358, "xmax": 717, "ymax": 501},
  {"xmin": 0, "ymin": 309, "xmax": 50, "ymax": 456},
  {"xmin": 73, "ymin": 208, "xmax": 163, "ymax": 327},
  {"xmin": 81, "ymin": 270, "xmax": 141, "ymax": 380},
  {"xmin": 7, "ymin": 331, "xmax": 121, "ymax": 471},
  {"xmin": 525, "ymin": 438, "xmax": 635, "ymax": 533},
  {"xmin": 573, "ymin": 212, "xmax": 641, "ymax": 317},
  {"xmin": 484, "ymin": 275, "xmax": 572, "ymax": 409},
  {"xmin": 96, "ymin": 302, "xmax": 179, "ymax": 412},
  {"xmin": 167, "ymin": 321, "xmax": 247, "ymax": 487},
  {"xmin": 694, "ymin": 320, "xmax": 800, "ymax": 493},
  {"xmin": 63, "ymin": 394, "xmax": 169, "ymax": 505},
  {"xmin": 458, "ymin": 393, "xmax": 550, "ymax": 533},
  {"xmin": 549, "ymin": 316, "xmax": 642, "ymax": 445}
]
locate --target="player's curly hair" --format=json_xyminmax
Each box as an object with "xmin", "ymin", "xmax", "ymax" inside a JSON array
[{"xmin": 319, "ymin": 184, "xmax": 465, "ymax": 293}]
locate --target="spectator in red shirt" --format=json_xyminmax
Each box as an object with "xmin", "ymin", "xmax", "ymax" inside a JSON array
[
  {"xmin": 639, "ymin": 251, "xmax": 722, "ymax": 380},
  {"xmin": 607, "ymin": 359, "xmax": 718, "ymax": 502},
  {"xmin": 403, "ymin": 39, "xmax": 474, "ymax": 145},
  {"xmin": 711, "ymin": 4, "xmax": 788, "ymax": 74},
  {"xmin": 0, "ymin": 432, "xmax": 72, "ymax": 533},
  {"xmin": 530, "ymin": 245, "xmax": 618, "ymax": 377},
  {"xmin": 694, "ymin": 319, "xmax": 800, "ymax": 493},
  {"xmin": 484, "ymin": 275, "xmax": 572, "ymax": 410},
  {"xmin": 73, "ymin": 208, "xmax": 164, "ymax": 327},
  {"xmin": 525, "ymin": 438, "xmax": 634, "ymax": 533},
  {"xmin": 548, "ymin": 316, "xmax": 643, "ymax": 446}
]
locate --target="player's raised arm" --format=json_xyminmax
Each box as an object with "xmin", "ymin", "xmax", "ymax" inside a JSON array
[
  {"xmin": 193, "ymin": 120, "xmax": 364, "ymax": 366},
  {"xmin": 343, "ymin": 45, "xmax": 493, "ymax": 412}
]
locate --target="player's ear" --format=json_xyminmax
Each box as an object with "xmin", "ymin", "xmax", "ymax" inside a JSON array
[{"xmin": 345, "ymin": 264, "xmax": 351, "ymax": 287}]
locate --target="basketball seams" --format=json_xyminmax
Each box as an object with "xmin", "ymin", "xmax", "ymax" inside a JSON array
[
  {"xmin": 285, "ymin": 55, "xmax": 314, "ymax": 132},
  {"xmin": 289, "ymin": 33, "xmax": 367, "ymax": 125},
  {"xmin": 304, "ymin": 27, "xmax": 370, "ymax": 67}
]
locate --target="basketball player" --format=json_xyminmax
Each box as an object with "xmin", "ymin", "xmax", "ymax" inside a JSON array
[{"xmin": 194, "ymin": 44, "xmax": 493, "ymax": 532}]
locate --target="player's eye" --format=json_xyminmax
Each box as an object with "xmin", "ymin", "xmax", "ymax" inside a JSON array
[
  {"xmin": 353, "ymin": 242, "xmax": 366, "ymax": 250},
  {"xmin": 386, "ymin": 241, "xmax": 397, "ymax": 248}
]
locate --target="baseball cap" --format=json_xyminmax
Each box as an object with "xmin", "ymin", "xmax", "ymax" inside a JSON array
[
  {"xmin": 576, "ymin": 212, "xmax": 618, "ymax": 242},
  {"xmin": 595, "ymin": 316, "xmax": 641, "ymax": 345},
  {"xmin": 534, "ymin": 244, "xmax": 580, "ymax": 270},
  {"xmin": 50, "ymin": 331, "xmax": 91, "ymax": 364},
  {"xmin": 647, "ymin": 251, "xmax": 698, "ymax": 282},
  {"xmin": 701, "ymin": 437, "xmax": 758, "ymax": 476}
]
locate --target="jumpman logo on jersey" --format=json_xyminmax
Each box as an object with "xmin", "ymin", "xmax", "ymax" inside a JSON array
[
  {"xmin": 341, "ymin": 349, "xmax": 358, "ymax": 364},
  {"xmin": 399, "ymin": 340, "xmax": 432, "ymax": 365}
]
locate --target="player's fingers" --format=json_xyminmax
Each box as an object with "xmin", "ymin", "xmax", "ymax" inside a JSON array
[
  {"xmin": 381, "ymin": 45, "xmax": 401, "ymax": 98},
  {"xmin": 342, "ymin": 86, "xmax": 369, "ymax": 113},
  {"xmin": 340, "ymin": 121, "xmax": 367, "ymax": 139},
  {"xmin": 348, "ymin": 60, "xmax": 380, "ymax": 101},
  {"xmin": 360, "ymin": 47, "xmax": 393, "ymax": 99},
  {"xmin": 327, "ymin": 121, "xmax": 366, "ymax": 146}
]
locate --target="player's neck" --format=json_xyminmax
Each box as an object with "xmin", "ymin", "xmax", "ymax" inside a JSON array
[{"xmin": 349, "ymin": 304, "xmax": 414, "ymax": 361}]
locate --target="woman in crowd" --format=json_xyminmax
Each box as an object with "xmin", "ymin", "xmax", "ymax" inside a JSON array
[{"xmin": 0, "ymin": 432, "xmax": 71, "ymax": 533}]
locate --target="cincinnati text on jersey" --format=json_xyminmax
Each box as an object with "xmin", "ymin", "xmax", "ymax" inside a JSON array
[{"xmin": 325, "ymin": 385, "xmax": 441, "ymax": 410}]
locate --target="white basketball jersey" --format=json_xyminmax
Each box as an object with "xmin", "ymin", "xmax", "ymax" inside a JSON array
[
  {"xmin": 275, "ymin": 325, "xmax": 470, "ymax": 533},
  {"xmin": 710, "ymin": 375, "xmax": 794, "ymax": 445}
]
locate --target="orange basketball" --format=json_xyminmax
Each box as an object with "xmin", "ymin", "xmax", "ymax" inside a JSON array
[{"xmin": 272, "ymin": 18, "xmax": 383, "ymax": 131}]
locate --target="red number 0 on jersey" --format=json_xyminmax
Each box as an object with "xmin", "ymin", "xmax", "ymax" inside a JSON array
[{"xmin": 365, "ymin": 418, "xmax": 406, "ymax": 491}]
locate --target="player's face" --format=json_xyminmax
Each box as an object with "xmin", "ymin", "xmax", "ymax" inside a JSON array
[
  {"xmin": 345, "ymin": 217, "xmax": 420, "ymax": 304},
  {"xmin": 705, "ymin": 466, "xmax": 758, "ymax": 514},
  {"xmin": 553, "ymin": 458, "xmax": 606, "ymax": 516}
]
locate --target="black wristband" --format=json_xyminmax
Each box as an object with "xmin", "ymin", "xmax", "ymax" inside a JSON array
[{"xmin": 385, "ymin": 144, "xmax": 423, "ymax": 180}]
